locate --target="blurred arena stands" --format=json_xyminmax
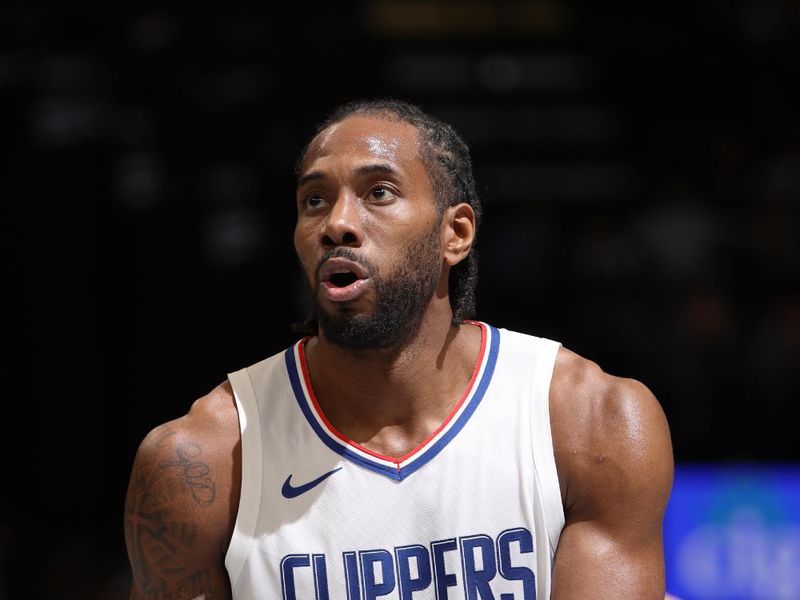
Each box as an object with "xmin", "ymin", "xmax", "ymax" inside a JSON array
[{"xmin": 3, "ymin": 2, "xmax": 799, "ymax": 598}]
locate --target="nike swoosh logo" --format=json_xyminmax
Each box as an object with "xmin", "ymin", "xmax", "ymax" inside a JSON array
[{"xmin": 281, "ymin": 467, "xmax": 342, "ymax": 498}]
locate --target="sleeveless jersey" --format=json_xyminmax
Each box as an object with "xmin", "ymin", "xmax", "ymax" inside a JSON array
[{"xmin": 225, "ymin": 322, "xmax": 565, "ymax": 599}]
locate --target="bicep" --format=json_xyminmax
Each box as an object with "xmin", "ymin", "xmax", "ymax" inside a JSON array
[
  {"xmin": 124, "ymin": 423, "xmax": 233, "ymax": 600},
  {"xmin": 550, "ymin": 368, "xmax": 674, "ymax": 599},
  {"xmin": 551, "ymin": 516, "xmax": 665, "ymax": 599}
]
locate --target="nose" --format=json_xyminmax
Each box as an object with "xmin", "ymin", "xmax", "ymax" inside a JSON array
[{"xmin": 321, "ymin": 192, "xmax": 363, "ymax": 248}]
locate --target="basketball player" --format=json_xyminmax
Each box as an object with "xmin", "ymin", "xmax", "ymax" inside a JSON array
[{"xmin": 124, "ymin": 99, "xmax": 674, "ymax": 599}]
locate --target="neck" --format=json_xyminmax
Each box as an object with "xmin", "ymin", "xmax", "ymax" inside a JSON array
[{"xmin": 303, "ymin": 305, "xmax": 482, "ymax": 457}]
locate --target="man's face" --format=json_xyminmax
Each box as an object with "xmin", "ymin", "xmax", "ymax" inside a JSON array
[{"xmin": 294, "ymin": 114, "xmax": 445, "ymax": 349}]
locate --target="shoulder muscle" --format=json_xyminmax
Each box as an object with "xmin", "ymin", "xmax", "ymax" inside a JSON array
[
  {"xmin": 550, "ymin": 347, "xmax": 673, "ymax": 525},
  {"xmin": 124, "ymin": 381, "xmax": 240, "ymax": 599},
  {"xmin": 548, "ymin": 348, "xmax": 674, "ymax": 599}
]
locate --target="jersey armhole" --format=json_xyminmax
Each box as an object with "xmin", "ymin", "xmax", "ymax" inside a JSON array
[
  {"xmin": 530, "ymin": 338, "xmax": 567, "ymax": 554},
  {"xmin": 224, "ymin": 367, "xmax": 264, "ymax": 589}
]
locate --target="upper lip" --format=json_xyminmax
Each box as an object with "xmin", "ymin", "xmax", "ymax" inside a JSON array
[{"xmin": 318, "ymin": 257, "xmax": 369, "ymax": 282}]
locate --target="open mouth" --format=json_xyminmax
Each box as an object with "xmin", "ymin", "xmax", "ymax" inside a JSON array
[
  {"xmin": 318, "ymin": 257, "xmax": 370, "ymax": 302},
  {"xmin": 329, "ymin": 271, "xmax": 359, "ymax": 288}
]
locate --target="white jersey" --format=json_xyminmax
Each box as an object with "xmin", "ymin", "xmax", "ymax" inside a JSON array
[{"xmin": 225, "ymin": 321, "xmax": 565, "ymax": 599}]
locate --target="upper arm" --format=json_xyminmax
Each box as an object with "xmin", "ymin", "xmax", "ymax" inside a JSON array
[
  {"xmin": 549, "ymin": 350, "xmax": 674, "ymax": 599},
  {"xmin": 124, "ymin": 383, "xmax": 241, "ymax": 600}
]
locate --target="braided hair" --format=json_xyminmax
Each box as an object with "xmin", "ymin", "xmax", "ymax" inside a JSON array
[{"xmin": 294, "ymin": 98, "xmax": 483, "ymax": 332}]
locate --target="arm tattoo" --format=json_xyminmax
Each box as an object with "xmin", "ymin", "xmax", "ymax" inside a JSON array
[
  {"xmin": 125, "ymin": 429, "xmax": 222, "ymax": 597},
  {"xmin": 129, "ymin": 569, "xmax": 217, "ymax": 599},
  {"xmin": 159, "ymin": 442, "xmax": 216, "ymax": 506}
]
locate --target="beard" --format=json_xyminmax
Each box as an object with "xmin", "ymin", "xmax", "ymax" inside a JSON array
[{"xmin": 309, "ymin": 222, "xmax": 443, "ymax": 351}]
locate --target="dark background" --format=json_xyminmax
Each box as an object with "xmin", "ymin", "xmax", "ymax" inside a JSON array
[{"xmin": 3, "ymin": 1, "xmax": 799, "ymax": 598}]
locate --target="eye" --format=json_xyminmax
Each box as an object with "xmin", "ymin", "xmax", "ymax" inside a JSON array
[
  {"xmin": 303, "ymin": 194, "xmax": 326, "ymax": 210},
  {"xmin": 369, "ymin": 186, "xmax": 395, "ymax": 202}
]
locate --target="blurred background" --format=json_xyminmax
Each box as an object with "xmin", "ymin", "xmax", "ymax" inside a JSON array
[{"xmin": 3, "ymin": 1, "xmax": 799, "ymax": 599}]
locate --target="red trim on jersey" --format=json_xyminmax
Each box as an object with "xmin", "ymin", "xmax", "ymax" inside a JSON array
[{"xmin": 296, "ymin": 321, "xmax": 488, "ymax": 466}]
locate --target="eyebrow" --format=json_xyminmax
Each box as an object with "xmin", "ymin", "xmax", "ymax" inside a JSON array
[{"xmin": 296, "ymin": 163, "xmax": 401, "ymax": 189}]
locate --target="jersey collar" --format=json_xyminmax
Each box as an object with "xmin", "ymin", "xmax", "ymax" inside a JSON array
[{"xmin": 284, "ymin": 321, "xmax": 500, "ymax": 480}]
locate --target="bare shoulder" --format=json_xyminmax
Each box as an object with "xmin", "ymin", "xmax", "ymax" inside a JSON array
[
  {"xmin": 131, "ymin": 380, "xmax": 240, "ymax": 490},
  {"xmin": 124, "ymin": 380, "xmax": 240, "ymax": 598},
  {"xmin": 549, "ymin": 346, "xmax": 673, "ymax": 516}
]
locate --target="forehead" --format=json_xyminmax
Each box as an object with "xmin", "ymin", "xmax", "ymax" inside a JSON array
[{"xmin": 300, "ymin": 114, "xmax": 424, "ymax": 175}]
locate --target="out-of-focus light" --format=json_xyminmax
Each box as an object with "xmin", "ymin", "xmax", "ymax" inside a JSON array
[
  {"xmin": 386, "ymin": 52, "xmax": 591, "ymax": 93},
  {"xmin": 113, "ymin": 153, "xmax": 163, "ymax": 212},
  {"xmin": 362, "ymin": 0, "xmax": 571, "ymax": 38},
  {"xmin": 202, "ymin": 206, "xmax": 265, "ymax": 269},
  {"xmin": 478, "ymin": 161, "xmax": 638, "ymax": 203},
  {"xmin": 476, "ymin": 53, "xmax": 522, "ymax": 94},
  {"xmin": 665, "ymin": 463, "xmax": 800, "ymax": 600},
  {"xmin": 30, "ymin": 94, "xmax": 109, "ymax": 148}
]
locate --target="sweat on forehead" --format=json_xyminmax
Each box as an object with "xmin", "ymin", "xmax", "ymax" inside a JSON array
[
  {"xmin": 293, "ymin": 97, "xmax": 482, "ymax": 327},
  {"xmin": 303, "ymin": 114, "xmax": 422, "ymax": 166}
]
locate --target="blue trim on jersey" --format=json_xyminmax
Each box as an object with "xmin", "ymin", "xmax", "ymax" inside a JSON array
[
  {"xmin": 402, "ymin": 327, "xmax": 499, "ymax": 479},
  {"xmin": 285, "ymin": 349, "xmax": 402, "ymax": 479},
  {"xmin": 284, "ymin": 324, "xmax": 501, "ymax": 481}
]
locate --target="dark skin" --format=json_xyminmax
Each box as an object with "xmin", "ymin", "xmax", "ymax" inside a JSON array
[{"xmin": 124, "ymin": 114, "xmax": 674, "ymax": 599}]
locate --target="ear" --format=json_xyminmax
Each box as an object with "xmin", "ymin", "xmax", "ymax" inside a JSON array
[{"xmin": 442, "ymin": 203, "xmax": 476, "ymax": 267}]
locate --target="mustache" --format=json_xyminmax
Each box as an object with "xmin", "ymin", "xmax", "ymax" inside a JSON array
[{"xmin": 314, "ymin": 248, "xmax": 376, "ymax": 280}]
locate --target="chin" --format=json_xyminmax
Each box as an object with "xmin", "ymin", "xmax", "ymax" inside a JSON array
[{"xmin": 318, "ymin": 311, "xmax": 409, "ymax": 351}]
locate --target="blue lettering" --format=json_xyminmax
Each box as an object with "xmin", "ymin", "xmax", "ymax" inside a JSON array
[
  {"xmin": 432, "ymin": 538, "xmax": 458, "ymax": 599},
  {"xmin": 281, "ymin": 553, "xmax": 310, "ymax": 600},
  {"xmin": 497, "ymin": 528, "xmax": 536, "ymax": 600},
  {"xmin": 360, "ymin": 549, "xmax": 396, "ymax": 599},
  {"xmin": 343, "ymin": 551, "xmax": 361, "ymax": 600},
  {"xmin": 313, "ymin": 554, "xmax": 329, "ymax": 600},
  {"xmin": 283, "ymin": 526, "xmax": 537, "ymax": 599},
  {"xmin": 461, "ymin": 534, "xmax": 497, "ymax": 599},
  {"xmin": 395, "ymin": 544, "xmax": 433, "ymax": 599}
]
